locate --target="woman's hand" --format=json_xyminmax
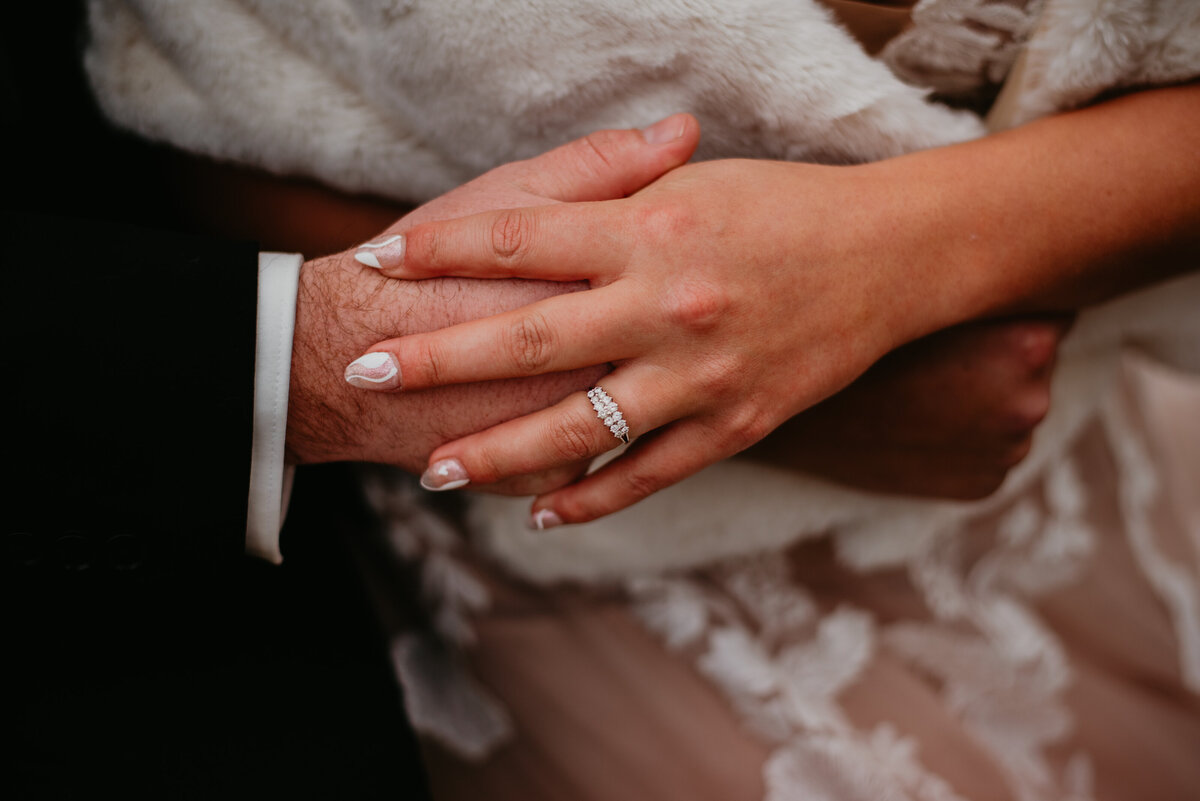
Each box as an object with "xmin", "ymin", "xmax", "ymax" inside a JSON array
[
  {"xmin": 346, "ymin": 143, "xmax": 948, "ymax": 525},
  {"xmin": 347, "ymin": 85, "xmax": 1200, "ymax": 527},
  {"xmin": 291, "ymin": 114, "xmax": 702, "ymax": 498}
]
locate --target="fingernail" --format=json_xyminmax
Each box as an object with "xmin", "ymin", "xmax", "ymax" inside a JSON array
[
  {"xmin": 354, "ymin": 234, "xmax": 405, "ymax": 270},
  {"xmin": 528, "ymin": 509, "xmax": 563, "ymax": 530},
  {"xmin": 345, "ymin": 352, "xmax": 401, "ymax": 390},
  {"xmin": 420, "ymin": 458, "xmax": 470, "ymax": 491},
  {"xmin": 641, "ymin": 114, "xmax": 685, "ymax": 145}
]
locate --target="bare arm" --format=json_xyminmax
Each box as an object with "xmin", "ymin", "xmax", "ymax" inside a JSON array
[{"xmin": 872, "ymin": 82, "xmax": 1200, "ymax": 336}]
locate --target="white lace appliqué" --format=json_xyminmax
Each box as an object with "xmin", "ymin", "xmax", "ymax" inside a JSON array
[
  {"xmin": 361, "ymin": 367, "xmax": 1199, "ymax": 801},
  {"xmin": 359, "ymin": 472, "xmax": 513, "ymax": 761},
  {"xmin": 623, "ymin": 455, "xmax": 1104, "ymax": 801},
  {"xmin": 628, "ymin": 559, "xmax": 969, "ymax": 801}
]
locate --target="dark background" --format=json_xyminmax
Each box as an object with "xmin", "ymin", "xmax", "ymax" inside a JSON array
[{"xmin": 3, "ymin": 4, "xmax": 428, "ymax": 797}]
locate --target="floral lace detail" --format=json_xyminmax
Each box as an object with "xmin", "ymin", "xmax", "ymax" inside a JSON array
[
  {"xmin": 888, "ymin": 458, "xmax": 1097, "ymax": 801},
  {"xmin": 880, "ymin": 0, "xmax": 1042, "ymax": 110},
  {"xmin": 361, "ymin": 361, "xmax": 1200, "ymax": 799},
  {"xmin": 623, "ymin": 450, "xmax": 1112, "ymax": 801},
  {"xmin": 359, "ymin": 471, "xmax": 513, "ymax": 760},
  {"xmin": 1102, "ymin": 383, "xmax": 1200, "ymax": 693},
  {"xmin": 628, "ymin": 559, "xmax": 969, "ymax": 801}
]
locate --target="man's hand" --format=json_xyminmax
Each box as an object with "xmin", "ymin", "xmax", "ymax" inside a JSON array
[
  {"xmin": 284, "ymin": 117, "xmax": 699, "ymax": 493},
  {"xmin": 747, "ymin": 317, "xmax": 1073, "ymax": 499}
]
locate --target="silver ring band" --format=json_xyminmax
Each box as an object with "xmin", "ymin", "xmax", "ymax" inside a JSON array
[{"xmin": 587, "ymin": 386, "xmax": 630, "ymax": 444}]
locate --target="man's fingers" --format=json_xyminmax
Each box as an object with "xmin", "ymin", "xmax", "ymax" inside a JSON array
[
  {"xmin": 511, "ymin": 113, "xmax": 700, "ymax": 202},
  {"xmin": 344, "ymin": 285, "xmax": 648, "ymax": 392},
  {"xmin": 415, "ymin": 366, "xmax": 689, "ymax": 493}
]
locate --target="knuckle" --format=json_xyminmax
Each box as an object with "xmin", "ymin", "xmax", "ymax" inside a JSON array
[
  {"xmin": 662, "ymin": 281, "xmax": 729, "ymax": 333},
  {"xmin": 553, "ymin": 493, "xmax": 595, "ymax": 524},
  {"xmin": 1000, "ymin": 435, "xmax": 1034, "ymax": 469},
  {"xmin": 504, "ymin": 312, "xmax": 556, "ymax": 373},
  {"xmin": 490, "ymin": 208, "xmax": 533, "ymax": 263},
  {"xmin": 1002, "ymin": 388, "xmax": 1051, "ymax": 433},
  {"xmin": 1013, "ymin": 322, "xmax": 1062, "ymax": 372},
  {"xmin": 637, "ymin": 201, "xmax": 696, "ymax": 239},
  {"xmin": 468, "ymin": 447, "xmax": 507, "ymax": 485},
  {"xmin": 412, "ymin": 337, "xmax": 449, "ymax": 387},
  {"xmin": 546, "ymin": 412, "xmax": 600, "ymax": 462},
  {"xmin": 694, "ymin": 354, "xmax": 741, "ymax": 397},
  {"xmin": 578, "ymin": 131, "xmax": 619, "ymax": 175},
  {"xmin": 405, "ymin": 225, "xmax": 440, "ymax": 272},
  {"xmin": 620, "ymin": 468, "xmax": 664, "ymax": 503},
  {"xmin": 723, "ymin": 406, "xmax": 772, "ymax": 452}
]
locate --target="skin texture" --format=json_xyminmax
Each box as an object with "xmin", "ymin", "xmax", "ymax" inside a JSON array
[
  {"xmin": 746, "ymin": 315, "xmax": 1073, "ymax": 500},
  {"xmin": 350, "ymin": 83, "xmax": 1200, "ymax": 524}
]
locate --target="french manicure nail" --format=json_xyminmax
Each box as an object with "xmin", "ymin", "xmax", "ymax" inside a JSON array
[
  {"xmin": 354, "ymin": 234, "xmax": 405, "ymax": 270},
  {"xmin": 345, "ymin": 352, "xmax": 401, "ymax": 390},
  {"xmin": 420, "ymin": 458, "xmax": 470, "ymax": 491},
  {"xmin": 528, "ymin": 509, "xmax": 564, "ymax": 530},
  {"xmin": 641, "ymin": 114, "xmax": 685, "ymax": 145}
]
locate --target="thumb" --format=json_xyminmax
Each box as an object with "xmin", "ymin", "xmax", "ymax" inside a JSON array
[{"xmin": 515, "ymin": 112, "xmax": 700, "ymax": 202}]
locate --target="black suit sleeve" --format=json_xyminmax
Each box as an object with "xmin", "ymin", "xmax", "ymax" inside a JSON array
[
  {"xmin": 4, "ymin": 214, "xmax": 259, "ymax": 576},
  {"xmin": 3, "ymin": 0, "xmax": 261, "ymax": 576}
]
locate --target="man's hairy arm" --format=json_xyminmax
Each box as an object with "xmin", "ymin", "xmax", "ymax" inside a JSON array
[{"xmin": 286, "ymin": 253, "xmax": 602, "ymax": 479}]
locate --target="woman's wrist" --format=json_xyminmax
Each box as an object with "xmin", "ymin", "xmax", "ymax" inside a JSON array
[
  {"xmin": 829, "ymin": 158, "xmax": 974, "ymax": 353},
  {"xmin": 863, "ymin": 82, "xmax": 1200, "ymax": 336}
]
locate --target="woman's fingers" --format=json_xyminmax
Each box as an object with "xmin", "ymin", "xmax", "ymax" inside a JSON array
[
  {"xmin": 345, "ymin": 284, "xmax": 648, "ymax": 391},
  {"xmin": 357, "ymin": 200, "xmax": 632, "ymax": 280},
  {"xmin": 480, "ymin": 463, "xmax": 593, "ymax": 497},
  {"xmin": 501, "ymin": 113, "xmax": 699, "ymax": 202},
  {"xmin": 529, "ymin": 418, "xmax": 731, "ymax": 526},
  {"xmin": 416, "ymin": 366, "xmax": 689, "ymax": 492}
]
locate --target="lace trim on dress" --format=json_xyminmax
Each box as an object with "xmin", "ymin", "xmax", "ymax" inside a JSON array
[
  {"xmin": 889, "ymin": 460, "xmax": 1097, "ymax": 801},
  {"xmin": 626, "ymin": 458, "xmax": 1103, "ymax": 801},
  {"xmin": 628, "ymin": 561, "xmax": 972, "ymax": 801},
  {"xmin": 1102, "ymin": 383, "xmax": 1200, "ymax": 693},
  {"xmin": 359, "ymin": 472, "xmax": 513, "ymax": 761},
  {"xmin": 362, "ymin": 364, "xmax": 1200, "ymax": 800}
]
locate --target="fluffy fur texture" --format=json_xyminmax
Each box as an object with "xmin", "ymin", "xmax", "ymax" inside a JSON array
[
  {"xmin": 85, "ymin": 0, "xmax": 984, "ymax": 201},
  {"xmin": 996, "ymin": 0, "xmax": 1200, "ymax": 126},
  {"xmin": 84, "ymin": 0, "xmax": 1199, "ymax": 580}
]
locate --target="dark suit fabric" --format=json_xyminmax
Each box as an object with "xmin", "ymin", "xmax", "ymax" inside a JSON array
[{"xmin": 4, "ymin": 5, "xmax": 429, "ymax": 798}]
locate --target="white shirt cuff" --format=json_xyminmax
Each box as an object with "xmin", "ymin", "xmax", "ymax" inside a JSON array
[{"xmin": 246, "ymin": 252, "xmax": 303, "ymax": 563}]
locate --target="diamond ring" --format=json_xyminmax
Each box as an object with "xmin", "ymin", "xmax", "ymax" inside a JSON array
[{"xmin": 587, "ymin": 386, "xmax": 630, "ymax": 444}]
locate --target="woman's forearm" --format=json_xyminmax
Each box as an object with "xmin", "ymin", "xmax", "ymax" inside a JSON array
[{"xmin": 872, "ymin": 82, "xmax": 1200, "ymax": 339}]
